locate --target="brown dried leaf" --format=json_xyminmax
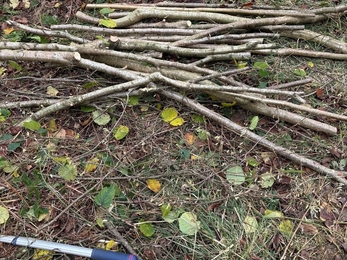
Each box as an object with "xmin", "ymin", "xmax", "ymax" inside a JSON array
[
  {"xmin": 299, "ymin": 223, "xmax": 318, "ymax": 235},
  {"xmin": 320, "ymin": 202, "xmax": 336, "ymax": 227}
]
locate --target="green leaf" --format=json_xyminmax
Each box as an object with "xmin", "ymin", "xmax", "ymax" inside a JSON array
[
  {"xmin": 191, "ymin": 114, "xmax": 205, "ymax": 123},
  {"xmin": 264, "ymin": 209, "xmax": 284, "ymax": 218},
  {"xmin": 246, "ymin": 157, "xmax": 259, "ymax": 167},
  {"xmin": 41, "ymin": 14, "xmax": 60, "ymax": 25},
  {"xmin": 23, "ymin": 120, "xmax": 41, "ymax": 131},
  {"xmin": 260, "ymin": 172, "xmax": 275, "ymax": 188},
  {"xmin": 9, "ymin": 61, "xmax": 22, "ymax": 72},
  {"xmin": 128, "ymin": 96, "xmax": 140, "ymax": 106},
  {"xmin": 294, "ymin": 68, "xmax": 306, "ymax": 77},
  {"xmin": 161, "ymin": 107, "xmax": 178, "ymax": 123},
  {"xmin": 243, "ymin": 216, "xmax": 258, "ymax": 234},
  {"xmin": 259, "ymin": 69, "xmax": 269, "ymax": 78},
  {"xmin": 92, "ymin": 110, "xmax": 111, "ymax": 125},
  {"xmin": 113, "ymin": 125, "xmax": 129, "ymax": 140},
  {"xmin": 139, "ymin": 220, "xmax": 155, "ymax": 237},
  {"xmin": 99, "ymin": 19, "xmax": 117, "ymax": 28},
  {"xmin": 95, "ymin": 185, "xmax": 116, "ymax": 207},
  {"xmin": 0, "ymin": 108, "xmax": 11, "ymax": 118},
  {"xmin": 8, "ymin": 142, "xmax": 21, "ymax": 151},
  {"xmin": 161, "ymin": 203, "xmax": 172, "ymax": 218},
  {"xmin": 80, "ymin": 106, "xmax": 96, "ymax": 112},
  {"xmin": 3, "ymin": 164, "xmax": 18, "ymax": 174},
  {"xmin": 0, "ymin": 206, "xmax": 10, "ymax": 224},
  {"xmin": 58, "ymin": 164, "xmax": 77, "ymax": 181},
  {"xmin": 258, "ymin": 81, "xmax": 267, "ymax": 88},
  {"xmin": 226, "ymin": 166, "xmax": 245, "ymax": 185},
  {"xmin": 179, "ymin": 148, "xmax": 190, "ymax": 159},
  {"xmin": 163, "ymin": 210, "xmax": 180, "ymax": 223},
  {"xmin": 253, "ymin": 61, "xmax": 269, "ymax": 69},
  {"xmin": 0, "ymin": 134, "xmax": 13, "ymax": 141},
  {"xmin": 0, "ymin": 158, "xmax": 9, "ymax": 169},
  {"xmin": 279, "ymin": 220, "xmax": 293, "ymax": 238},
  {"xmin": 100, "ymin": 7, "xmax": 115, "ymax": 15},
  {"xmin": 28, "ymin": 35, "xmax": 49, "ymax": 43},
  {"xmin": 196, "ymin": 129, "xmax": 210, "ymax": 141},
  {"xmin": 178, "ymin": 212, "xmax": 201, "ymax": 235},
  {"xmin": 83, "ymin": 81, "xmax": 99, "ymax": 89},
  {"xmin": 249, "ymin": 116, "xmax": 259, "ymax": 130},
  {"xmin": 96, "ymin": 217, "xmax": 104, "ymax": 228}
]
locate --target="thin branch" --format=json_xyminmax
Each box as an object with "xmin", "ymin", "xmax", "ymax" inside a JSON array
[
  {"xmin": 21, "ymin": 75, "xmax": 156, "ymax": 124},
  {"xmin": 7, "ymin": 20, "xmax": 88, "ymax": 44}
]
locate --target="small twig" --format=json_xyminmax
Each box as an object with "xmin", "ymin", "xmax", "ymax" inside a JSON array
[
  {"xmin": 268, "ymin": 78, "xmax": 313, "ymax": 89},
  {"xmin": 252, "ymin": 48, "xmax": 347, "ymax": 60},
  {"xmin": 191, "ymin": 67, "xmax": 251, "ymax": 83}
]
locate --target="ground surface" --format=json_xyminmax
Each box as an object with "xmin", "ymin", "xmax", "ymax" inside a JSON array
[{"xmin": 1, "ymin": 0, "xmax": 347, "ymax": 260}]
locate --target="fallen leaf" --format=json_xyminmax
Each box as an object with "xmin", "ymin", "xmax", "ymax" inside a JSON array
[
  {"xmin": 243, "ymin": 216, "xmax": 258, "ymax": 234},
  {"xmin": 4, "ymin": 27, "xmax": 14, "ymax": 35},
  {"xmin": 106, "ymin": 240, "xmax": 116, "ymax": 250},
  {"xmin": 316, "ymin": 88, "xmax": 325, "ymax": 99},
  {"xmin": 264, "ymin": 210, "xmax": 284, "ymax": 218},
  {"xmin": 320, "ymin": 202, "xmax": 335, "ymax": 227},
  {"xmin": 185, "ymin": 132, "xmax": 197, "ymax": 145},
  {"xmin": 33, "ymin": 249, "xmax": 54, "ymax": 260},
  {"xmin": 279, "ymin": 220, "xmax": 293, "ymax": 238},
  {"xmin": 147, "ymin": 179, "xmax": 161, "ymax": 193},
  {"xmin": 299, "ymin": 223, "xmax": 318, "ymax": 235},
  {"xmin": 47, "ymin": 86, "xmax": 59, "ymax": 96},
  {"xmin": 99, "ymin": 19, "xmax": 117, "ymax": 28},
  {"xmin": 161, "ymin": 107, "xmax": 178, "ymax": 122},
  {"xmin": 178, "ymin": 212, "xmax": 200, "ymax": 235},
  {"xmin": 139, "ymin": 220, "xmax": 155, "ymax": 237},
  {"xmin": 0, "ymin": 206, "xmax": 10, "ymax": 224},
  {"xmin": 113, "ymin": 125, "xmax": 129, "ymax": 140},
  {"xmin": 242, "ymin": 2, "xmax": 254, "ymax": 8},
  {"xmin": 85, "ymin": 158, "xmax": 99, "ymax": 173}
]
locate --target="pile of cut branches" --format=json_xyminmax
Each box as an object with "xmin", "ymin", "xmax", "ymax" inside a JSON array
[{"xmin": 1, "ymin": 2, "xmax": 347, "ymax": 184}]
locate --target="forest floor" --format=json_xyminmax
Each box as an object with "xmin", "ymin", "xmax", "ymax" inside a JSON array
[{"xmin": 1, "ymin": 0, "xmax": 347, "ymax": 260}]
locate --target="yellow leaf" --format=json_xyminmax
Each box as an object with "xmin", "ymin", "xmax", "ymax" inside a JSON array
[
  {"xmin": 221, "ymin": 101, "xmax": 237, "ymax": 107},
  {"xmin": 99, "ymin": 19, "xmax": 117, "ymax": 28},
  {"xmin": 147, "ymin": 179, "xmax": 161, "ymax": 193},
  {"xmin": 23, "ymin": 0, "xmax": 30, "ymax": 8},
  {"xmin": 191, "ymin": 155, "xmax": 200, "ymax": 160},
  {"xmin": 54, "ymin": 2, "xmax": 62, "ymax": 8},
  {"xmin": 308, "ymin": 61, "xmax": 314, "ymax": 67},
  {"xmin": 161, "ymin": 108, "xmax": 178, "ymax": 122},
  {"xmin": 0, "ymin": 67, "xmax": 6, "ymax": 76},
  {"xmin": 53, "ymin": 156, "xmax": 71, "ymax": 164},
  {"xmin": 4, "ymin": 27, "xmax": 14, "ymax": 35},
  {"xmin": 106, "ymin": 240, "xmax": 117, "ymax": 250},
  {"xmin": 33, "ymin": 249, "xmax": 54, "ymax": 260},
  {"xmin": 169, "ymin": 117, "xmax": 184, "ymax": 126},
  {"xmin": 85, "ymin": 158, "xmax": 99, "ymax": 173},
  {"xmin": 38, "ymin": 212, "xmax": 49, "ymax": 222},
  {"xmin": 9, "ymin": 0, "xmax": 19, "ymax": 9},
  {"xmin": 264, "ymin": 209, "xmax": 284, "ymax": 218},
  {"xmin": 47, "ymin": 119, "xmax": 57, "ymax": 132},
  {"xmin": 47, "ymin": 86, "xmax": 59, "ymax": 96},
  {"xmin": 13, "ymin": 170, "xmax": 19, "ymax": 178}
]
